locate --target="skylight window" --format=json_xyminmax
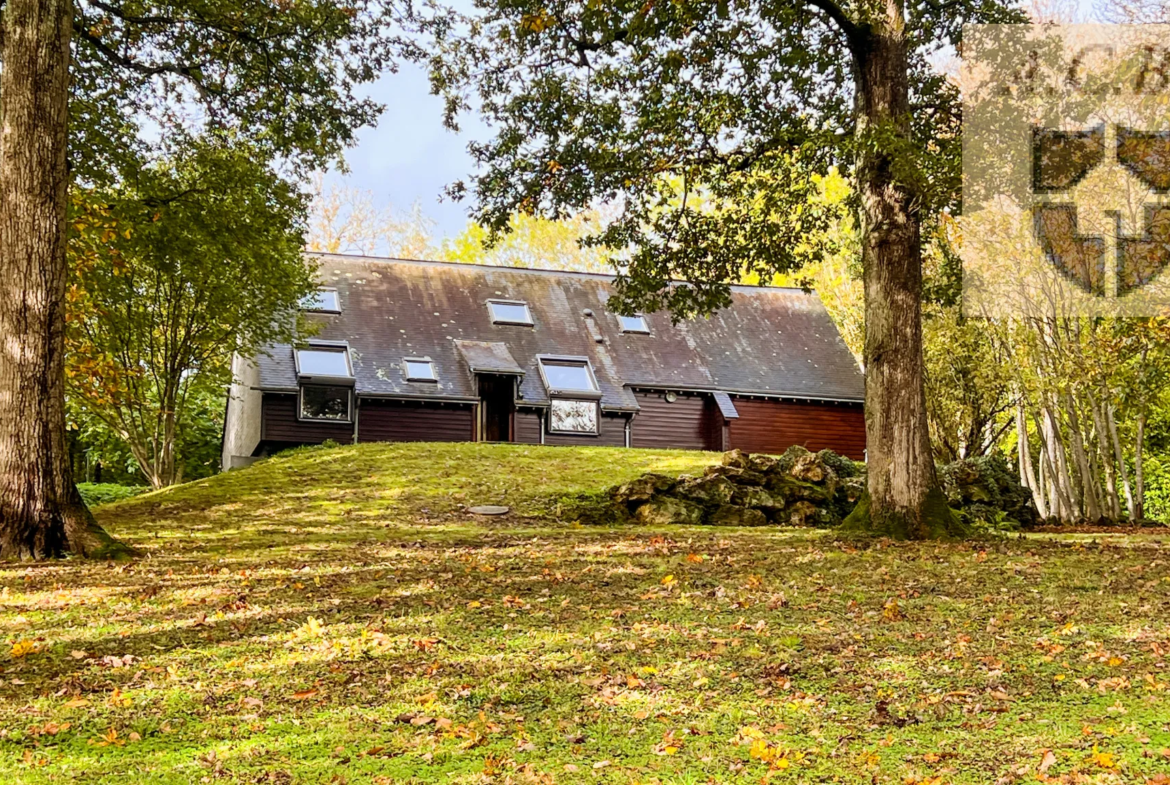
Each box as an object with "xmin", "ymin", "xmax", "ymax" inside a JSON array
[
  {"xmin": 403, "ymin": 358, "xmax": 436, "ymax": 382},
  {"xmin": 618, "ymin": 314, "xmax": 650, "ymax": 334},
  {"xmin": 295, "ymin": 346, "xmax": 352, "ymax": 379},
  {"xmin": 301, "ymin": 288, "xmax": 340, "ymax": 312},
  {"xmin": 539, "ymin": 358, "xmax": 598, "ymax": 393},
  {"xmin": 488, "ymin": 300, "xmax": 533, "ymax": 325}
]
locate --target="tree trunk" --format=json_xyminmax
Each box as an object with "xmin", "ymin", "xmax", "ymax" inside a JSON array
[
  {"xmin": 1134, "ymin": 411, "xmax": 1146, "ymax": 521},
  {"xmin": 0, "ymin": 0, "xmax": 133, "ymax": 559},
  {"xmin": 841, "ymin": 2, "xmax": 964, "ymax": 539}
]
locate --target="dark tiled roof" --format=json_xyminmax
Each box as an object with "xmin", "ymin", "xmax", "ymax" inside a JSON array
[{"xmin": 255, "ymin": 254, "xmax": 864, "ymax": 409}]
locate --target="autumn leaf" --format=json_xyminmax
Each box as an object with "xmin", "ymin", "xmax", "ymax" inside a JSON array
[{"xmin": 10, "ymin": 639, "xmax": 37, "ymax": 658}]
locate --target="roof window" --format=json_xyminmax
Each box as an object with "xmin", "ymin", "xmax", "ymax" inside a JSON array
[
  {"xmin": 488, "ymin": 300, "xmax": 533, "ymax": 325},
  {"xmin": 403, "ymin": 358, "xmax": 437, "ymax": 382},
  {"xmin": 538, "ymin": 358, "xmax": 598, "ymax": 394},
  {"xmin": 618, "ymin": 314, "xmax": 650, "ymax": 334},
  {"xmin": 295, "ymin": 345, "xmax": 352, "ymax": 380},
  {"xmin": 301, "ymin": 288, "xmax": 340, "ymax": 313}
]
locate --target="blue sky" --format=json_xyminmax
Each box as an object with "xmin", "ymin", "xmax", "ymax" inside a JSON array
[
  {"xmin": 323, "ymin": 56, "xmax": 487, "ymax": 242},
  {"xmin": 328, "ymin": 4, "xmax": 1110, "ymax": 244}
]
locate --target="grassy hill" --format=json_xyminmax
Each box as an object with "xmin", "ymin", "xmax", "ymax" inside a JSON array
[
  {"xmin": 3, "ymin": 443, "xmax": 1169, "ymax": 784},
  {"xmin": 99, "ymin": 442, "xmax": 717, "ymax": 557}
]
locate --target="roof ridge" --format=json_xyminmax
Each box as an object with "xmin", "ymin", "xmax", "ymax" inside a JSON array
[{"xmin": 304, "ymin": 251, "xmax": 816, "ymax": 294}]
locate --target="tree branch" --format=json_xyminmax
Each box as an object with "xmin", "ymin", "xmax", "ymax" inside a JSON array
[{"xmin": 803, "ymin": 0, "xmax": 859, "ymax": 47}]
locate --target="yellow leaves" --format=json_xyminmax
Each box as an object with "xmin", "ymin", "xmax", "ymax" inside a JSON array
[
  {"xmin": 108, "ymin": 688, "xmax": 132, "ymax": 708},
  {"xmin": 89, "ymin": 727, "xmax": 125, "ymax": 747},
  {"xmin": 298, "ymin": 616, "xmax": 324, "ymax": 638},
  {"xmin": 10, "ymin": 639, "xmax": 38, "ymax": 658},
  {"xmin": 1091, "ymin": 744, "xmax": 1116, "ymax": 769},
  {"xmin": 882, "ymin": 598, "xmax": 903, "ymax": 622},
  {"xmin": 62, "ymin": 698, "xmax": 90, "ymax": 709},
  {"xmin": 520, "ymin": 11, "xmax": 553, "ymax": 33},
  {"xmin": 660, "ymin": 574, "xmax": 675, "ymax": 586}
]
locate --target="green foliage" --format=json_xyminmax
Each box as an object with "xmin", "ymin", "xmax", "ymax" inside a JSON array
[
  {"xmin": 1142, "ymin": 453, "xmax": 1170, "ymax": 524},
  {"xmin": 66, "ymin": 140, "xmax": 315, "ymax": 488},
  {"xmin": 69, "ymin": 0, "xmax": 412, "ymax": 184},
  {"xmin": 77, "ymin": 483, "xmax": 149, "ymax": 508},
  {"xmin": 429, "ymin": 0, "xmax": 1022, "ymax": 319}
]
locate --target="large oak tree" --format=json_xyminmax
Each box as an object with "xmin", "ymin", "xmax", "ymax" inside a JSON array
[
  {"xmin": 430, "ymin": 0, "xmax": 1022, "ymax": 538},
  {"xmin": 0, "ymin": 0, "xmax": 411, "ymax": 559}
]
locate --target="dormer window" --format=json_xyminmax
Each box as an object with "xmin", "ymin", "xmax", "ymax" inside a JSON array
[
  {"xmin": 618, "ymin": 314, "xmax": 649, "ymax": 334},
  {"xmin": 300, "ymin": 288, "xmax": 340, "ymax": 313},
  {"xmin": 538, "ymin": 357, "xmax": 598, "ymax": 394},
  {"xmin": 295, "ymin": 344, "xmax": 352, "ymax": 380},
  {"xmin": 488, "ymin": 300, "xmax": 533, "ymax": 326},
  {"xmin": 403, "ymin": 358, "xmax": 437, "ymax": 382}
]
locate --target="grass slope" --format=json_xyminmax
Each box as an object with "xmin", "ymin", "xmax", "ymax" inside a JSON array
[{"xmin": 2, "ymin": 442, "xmax": 1169, "ymax": 784}]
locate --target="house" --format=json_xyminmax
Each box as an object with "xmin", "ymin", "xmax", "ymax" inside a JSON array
[{"xmin": 221, "ymin": 254, "xmax": 866, "ymax": 469}]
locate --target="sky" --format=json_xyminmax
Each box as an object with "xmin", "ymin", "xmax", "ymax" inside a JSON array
[
  {"xmin": 321, "ymin": 54, "xmax": 487, "ymax": 243},
  {"xmin": 327, "ymin": 0, "xmax": 1110, "ymax": 245}
]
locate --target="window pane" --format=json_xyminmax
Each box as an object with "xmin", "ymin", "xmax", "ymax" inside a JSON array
[
  {"xmin": 541, "ymin": 361, "xmax": 596, "ymax": 391},
  {"xmin": 404, "ymin": 360, "xmax": 435, "ymax": 380},
  {"xmin": 489, "ymin": 301, "xmax": 532, "ymax": 324},
  {"xmin": 618, "ymin": 314, "xmax": 648, "ymax": 333},
  {"xmin": 297, "ymin": 348, "xmax": 351, "ymax": 377},
  {"xmin": 301, "ymin": 385, "xmax": 350, "ymax": 420},
  {"xmin": 550, "ymin": 400, "xmax": 598, "ymax": 433},
  {"xmin": 301, "ymin": 290, "xmax": 339, "ymax": 311}
]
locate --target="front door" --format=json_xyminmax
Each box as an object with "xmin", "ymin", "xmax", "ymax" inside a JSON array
[{"xmin": 478, "ymin": 374, "xmax": 515, "ymax": 442}]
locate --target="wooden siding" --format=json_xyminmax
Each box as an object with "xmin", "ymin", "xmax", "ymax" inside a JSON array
[
  {"xmin": 630, "ymin": 390, "xmax": 720, "ymax": 451},
  {"xmin": 357, "ymin": 399, "xmax": 475, "ymax": 443},
  {"xmin": 514, "ymin": 408, "xmax": 629, "ymax": 447},
  {"xmin": 261, "ymin": 394, "xmax": 353, "ymax": 447},
  {"xmin": 729, "ymin": 397, "xmax": 865, "ymax": 459},
  {"xmin": 515, "ymin": 409, "xmax": 542, "ymax": 444}
]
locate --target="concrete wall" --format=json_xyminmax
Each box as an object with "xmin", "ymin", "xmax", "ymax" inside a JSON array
[{"xmin": 221, "ymin": 354, "xmax": 263, "ymax": 470}]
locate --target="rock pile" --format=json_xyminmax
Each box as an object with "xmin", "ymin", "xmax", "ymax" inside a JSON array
[
  {"xmin": 602, "ymin": 446, "xmax": 865, "ymax": 527},
  {"xmin": 938, "ymin": 453, "xmax": 1037, "ymax": 529}
]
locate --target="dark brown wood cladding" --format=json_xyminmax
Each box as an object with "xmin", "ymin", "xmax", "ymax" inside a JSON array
[
  {"xmin": 729, "ymin": 397, "xmax": 865, "ymax": 459},
  {"xmin": 515, "ymin": 409, "xmax": 542, "ymax": 444},
  {"xmin": 514, "ymin": 408, "xmax": 629, "ymax": 447},
  {"xmin": 630, "ymin": 390, "xmax": 720, "ymax": 451},
  {"xmin": 357, "ymin": 399, "xmax": 474, "ymax": 443},
  {"xmin": 261, "ymin": 394, "xmax": 353, "ymax": 446}
]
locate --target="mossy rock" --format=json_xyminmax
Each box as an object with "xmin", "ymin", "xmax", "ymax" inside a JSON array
[
  {"xmin": 611, "ymin": 473, "xmax": 677, "ymax": 507},
  {"xmin": 635, "ymin": 497, "xmax": 705, "ymax": 526},
  {"xmin": 708, "ymin": 505, "xmax": 768, "ymax": 527},
  {"xmin": 675, "ymin": 475, "xmax": 736, "ymax": 508}
]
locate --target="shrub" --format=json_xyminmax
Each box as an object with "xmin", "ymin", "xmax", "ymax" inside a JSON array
[{"xmin": 78, "ymin": 483, "xmax": 149, "ymax": 508}]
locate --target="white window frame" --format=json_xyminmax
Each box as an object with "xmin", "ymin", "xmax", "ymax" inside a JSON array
[
  {"xmin": 301, "ymin": 288, "xmax": 341, "ymax": 313},
  {"xmin": 298, "ymin": 384, "xmax": 353, "ymax": 423},
  {"xmin": 294, "ymin": 343, "xmax": 353, "ymax": 382},
  {"xmin": 537, "ymin": 356, "xmax": 600, "ymax": 396},
  {"xmin": 403, "ymin": 357, "xmax": 437, "ymax": 382},
  {"xmin": 487, "ymin": 299, "xmax": 534, "ymax": 326},
  {"xmin": 617, "ymin": 314, "xmax": 650, "ymax": 334},
  {"xmin": 547, "ymin": 398, "xmax": 600, "ymax": 436}
]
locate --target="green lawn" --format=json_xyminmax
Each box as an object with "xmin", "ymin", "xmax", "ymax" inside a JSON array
[{"xmin": 2, "ymin": 442, "xmax": 1168, "ymax": 784}]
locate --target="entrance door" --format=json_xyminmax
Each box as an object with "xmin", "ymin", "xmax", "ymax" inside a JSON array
[{"xmin": 478, "ymin": 374, "xmax": 515, "ymax": 442}]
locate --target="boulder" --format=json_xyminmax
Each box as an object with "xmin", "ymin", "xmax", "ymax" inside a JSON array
[
  {"xmin": 732, "ymin": 485, "xmax": 779, "ymax": 511},
  {"xmin": 747, "ymin": 453, "xmax": 781, "ymax": 474},
  {"xmin": 676, "ymin": 475, "xmax": 736, "ymax": 508},
  {"xmin": 611, "ymin": 473, "xmax": 677, "ymax": 507},
  {"xmin": 721, "ymin": 449, "xmax": 752, "ymax": 469},
  {"xmin": 766, "ymin": 476, "xmax": 830, "ymax": 504},
  {"xmin": 634, "ymin": 497, "xmax": 705, "ymax": 526},
  {"xmin": 784, "ymin": 500, "xmax": 839, "ymax": 528},
  {"xmin": 938, "ymin": 453, "xmax": 1037, "ymax": 529},
  {"xmin": 704, "ymin": 464, "xmax": 766, "ymax": 486},
  {"xmin": 708, "ymin": 505, "xmax": 768, "ymax": 527}
]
